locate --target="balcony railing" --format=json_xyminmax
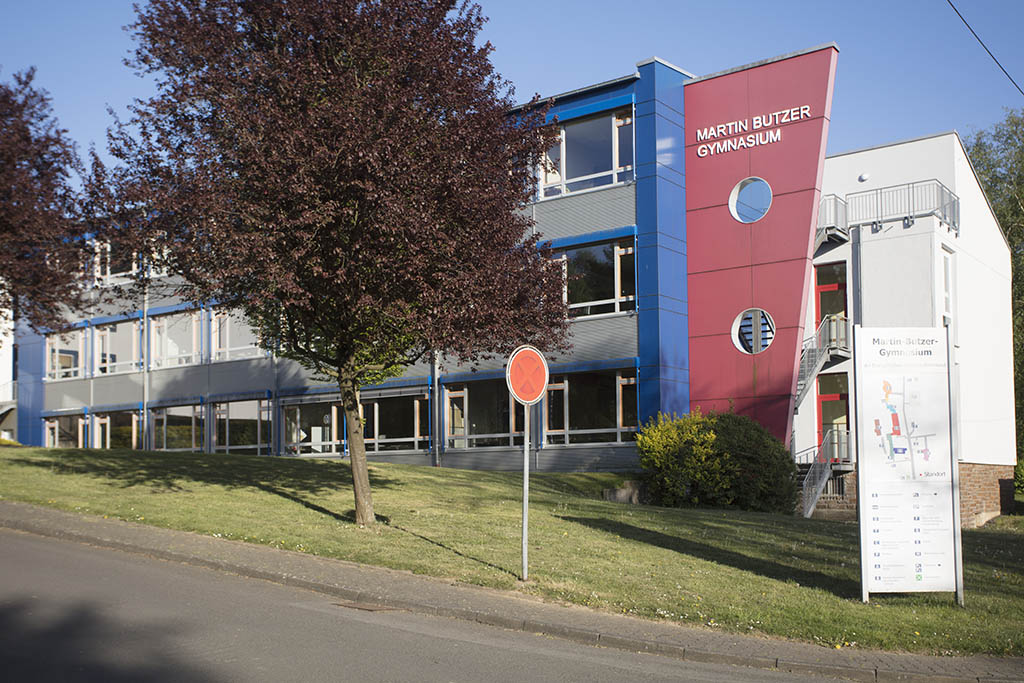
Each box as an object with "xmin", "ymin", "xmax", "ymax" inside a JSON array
[
  {"xmin": 815, "ymin": 194, "xmax": 850, "ymax": 251},
  {"xmin": 846, "ymin": 179, "xmax": 960, "ymax": 235},
  {"xmin": 0, "ymin": 381, "xmax": 15, "ymax": 403}
]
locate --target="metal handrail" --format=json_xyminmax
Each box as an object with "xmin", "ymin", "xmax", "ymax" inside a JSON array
[
  {"xmin": 817, "ymin": 194, "xmax": 848, "ymax": 231},
  {"xmin": 801, "ymin": 428, "xmax": 852, "ymax": 517},
  {"xmin": 846, "ymin": 179, "xmax": 960, "ymax": 234}
]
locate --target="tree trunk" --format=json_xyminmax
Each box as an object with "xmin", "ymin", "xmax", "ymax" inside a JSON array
[{"xmin": 339, "ymin": 369, "xmax": 374, "ymax": 526}]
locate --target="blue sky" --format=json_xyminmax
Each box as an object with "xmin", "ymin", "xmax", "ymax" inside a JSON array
[{"xmin": 2, "ymin": 0, "xmax": 1022, "ymax": 166}]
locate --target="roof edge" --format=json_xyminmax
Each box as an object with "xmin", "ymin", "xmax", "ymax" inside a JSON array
[
  {"xmin": 825, "ymin": 130, "xmax": 959, "ymax": 159},
  {"xmin": 510, "ymin": 73, "xmax": 640, "ymax": 111},
  {"xmin": 635, "ymin": 56, "xmax": 697, "ymax": 78},
  {"xmin": 685, "ymin": 42, "xmax": 840, "ymax": 85}
]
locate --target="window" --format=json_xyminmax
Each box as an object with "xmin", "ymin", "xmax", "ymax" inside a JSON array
[
  {"xmin": 95, "ymin": 320, "xmax": 140, "ymax": 375},
  {"xmin": 545, "ymin": 369, "xmax": 637, "ymax": 444},
  {"xmin": 151, "ymin": 311, "xmax": 200, "ymax": 368},
  {"xmin": 46, "ymin": 330, "xmax": 84, "ymax": 380},
  {"xmin": 362, "ymin": 394, "xmax": 430, "ymax": 452},
  {"xmin": 94, "ymin": 241, "xmax": 137, "ymax": 286},
  {"xmin": 732, "ymin": 308, "xmax": 775, "ymax": 354},
  {"xmin": 814, "ymin": 262, "xmax": 847, "ymax": 326},
  {"xmin": 728, "ymin": 177, "xmax": 772, "ymax": 223},
  {"xmin": 446, "ymin": 380, "xmax": 524, "ymax": 448},
  {"xmin": 45, "ymin": 415, "xmax": 84, "ymax": 448},
  {"xmin": 151, "ymin": 405, "xmax": 204, "ymax": 451},
  {"xmin": 212, "ymin": 310, "xmax": 263, "ymax": 361},
  {"xmin": 284, "ymin": 402, "xmax": 337, "ymax": 455},
  {"xmin": 94, "ymin": 411, "xmax": 141, "ymax": 449},
  {"xmin": 558, "ymin": 240, "xmax": 635, "ymax": 318},
  {"xmin": 942, "ymin": 247, "xmax": 955, "ymax": 325},
  {"xmin": 541, "ymin": 109, "xmax": 633, "ymax": 198},
  {"xmin": 214, "ymin": 400, "xmax": 272, "ymax": 455}
]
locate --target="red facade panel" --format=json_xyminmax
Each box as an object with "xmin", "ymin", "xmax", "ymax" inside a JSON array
[{"xmin": 685, "ymin": 47, "xmax": 838, "ymax": 443}]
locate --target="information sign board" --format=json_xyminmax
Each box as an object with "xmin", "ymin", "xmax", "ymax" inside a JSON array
[{"xmin": 854, "ymin": 326, "xmax": 962, "ymax": 601}]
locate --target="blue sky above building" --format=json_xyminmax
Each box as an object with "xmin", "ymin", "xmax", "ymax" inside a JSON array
[{"xmin": 0, "ymin": 0, "xmax": 1021, "ymax": 167}]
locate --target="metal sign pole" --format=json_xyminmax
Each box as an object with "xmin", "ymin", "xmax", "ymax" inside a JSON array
[
  {"xmin": 946, "ymin": 322, "xmax": 965, "ymax": 607},
  {"xmin": 522, "ymin": 407, "xmax": 529, "ymax": 582}
]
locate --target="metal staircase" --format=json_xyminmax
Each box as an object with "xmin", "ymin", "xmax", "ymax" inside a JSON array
[
  {"xmin": 794, "ymin": 428, "xmax": 853, "ymax": 517},
  {"xmin": 795, "ymin": 315, "xmax": 850, "ymax": 408},
  {"xmin": 815, "ymin": 194, "xmax": 849, "ymax": 251}
]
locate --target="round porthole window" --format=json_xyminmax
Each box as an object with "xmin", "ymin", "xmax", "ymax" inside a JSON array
[
  {"xmin": 728, "ymin": 177, "xmax": 772, "ymax": 223},
  {"xmin": 731, "ymin": 308, "xmax": 775, "ymax": 354}
]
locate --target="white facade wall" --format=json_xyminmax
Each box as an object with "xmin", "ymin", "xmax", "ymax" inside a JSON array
[{"xmin": 798, "ymin": 132, "xmax": 1016, "ymax": 468}]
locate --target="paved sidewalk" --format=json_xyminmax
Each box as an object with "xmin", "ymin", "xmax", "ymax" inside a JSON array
[{"xmin": 0, "ymin": 501, "xmax": 1020, "ymax": 683}]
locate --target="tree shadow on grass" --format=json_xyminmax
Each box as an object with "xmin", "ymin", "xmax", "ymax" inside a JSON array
[
  {"xmin": 6, "ymin": 448, "xmax": 398, "ymax": 498},
  {"xmin": 255, "ymin": 482, "xmax": 518, "ymax": 579},
  {"xmin": 560, "ymin": 515, "xmax": 861, "ymax": 599}
]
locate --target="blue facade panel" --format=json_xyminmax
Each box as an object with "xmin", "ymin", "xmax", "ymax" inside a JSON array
[
  {"xmin": 635, "ymin": 60, "xmax": 690, "ymax": 424},
  {"xmin": 16, "ymin": 329, "xmax": 46, "ymax": 446}
]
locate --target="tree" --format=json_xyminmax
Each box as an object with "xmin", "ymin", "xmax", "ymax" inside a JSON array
[
  {"xmin": 0, "ymin": 68, "xmax": 89, "ymax": 339},
  {"xmin": 966, "ymin": 108, "xmax": 1024, "ymax": 492},
  {"xmin": 92, "ymin": 0, "xmax": 568, "ymax": 525}
]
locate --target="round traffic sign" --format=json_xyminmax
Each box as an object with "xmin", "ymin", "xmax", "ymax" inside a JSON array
[{"xmin": 506, "ymin": 345, "xmax": 549, "ymax": 405}]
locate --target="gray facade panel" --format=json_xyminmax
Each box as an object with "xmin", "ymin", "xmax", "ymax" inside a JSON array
[
  {"xmin": 43, "ymin": 380, "xmax": 91, "ymax": 411},
  {"xmin": 440, "ymin": 445, "xmax": 638, "ymax": 472},
  {"xmin": 550, "ymin": 314, "xmax": 638, "ymax": 365},
  {"xmin": 92, "ymin": 374, "xmax": 144, "ymax": 405},
  {"xmin": 532, "ymin": 184, "xmax": 636, "ymax": 242},
  {"xmin": 367, "ymin": 453, "xmax": 432, "ymax": 466},
  {"xmin": 207, "ymin": 358, "xmax": 276, "ymax": 395},
  {"xmin": 149, "ymin": 365, "xmax": 212, "ymax": 402}
]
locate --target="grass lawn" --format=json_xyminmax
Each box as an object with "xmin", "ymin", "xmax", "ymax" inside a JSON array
[{"xmin": 0, "ymin": 446, "xmax": 1021, "ymax": 656}]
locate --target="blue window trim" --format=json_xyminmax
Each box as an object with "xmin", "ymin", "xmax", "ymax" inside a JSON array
[
  {"xmin": 547, "ymin": 94, "xmax": 635, "ymax": 124},
  {"xmin": 542, "ymin": 225, "xmax": 637, "ymax": 251}
]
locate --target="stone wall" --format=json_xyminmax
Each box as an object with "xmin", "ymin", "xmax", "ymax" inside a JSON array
[
  {"xmin": 958, "ymin": 462, "xmax": 1015, "ymax": 528},
  {"xmin": 810, "ymin": 464, "xmax": 1015, "ymax": 528}
]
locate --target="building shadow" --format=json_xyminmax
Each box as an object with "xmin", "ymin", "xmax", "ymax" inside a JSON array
[
  {"xmin": 559, "ymin": 515, "xmax": 861, "ymax": 598},
  {"xmin": 7, "ymin": 448, "xmax": 398, "ymax": 499},
  {"xmin": 0, "ymin": 599, "xmax": 222, "ymax": 682}
]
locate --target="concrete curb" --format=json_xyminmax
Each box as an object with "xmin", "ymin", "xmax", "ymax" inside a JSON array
[{"xmin": 1, "ymin": 506, "xmax": 1020, "ymax": 683}]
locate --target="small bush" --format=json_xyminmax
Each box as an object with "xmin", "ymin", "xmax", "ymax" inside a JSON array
[
  {"xmin": 0, "ymin": 438, "xmax": 21, "ymax": 447},
  {"xmin": 636, "ymin": 409, "xmax": 797, "ymax": 513}
]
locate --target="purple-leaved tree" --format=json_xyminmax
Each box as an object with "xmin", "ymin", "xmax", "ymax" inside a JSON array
[
  {"xmin": 91, "ymin": 0, "xmax": 568, "ymax": 525},
  {"xmin": 0, "ymin": 68, "xmax": 89, "ymax": 340}
]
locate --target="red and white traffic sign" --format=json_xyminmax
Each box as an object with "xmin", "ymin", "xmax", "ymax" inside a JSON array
[{"xmin": 506, "ymin": 345, "xmax": 549, "ymax": 405}]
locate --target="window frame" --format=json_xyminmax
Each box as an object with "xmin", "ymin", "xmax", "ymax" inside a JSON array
[
  {"xmin": 150, "ymin": 310, "xmax": 201, "ymax": 369},
  {"xmin": 361, "ymin": 393, "xmax": 431, "ymax": 453},
  {"xmin": 151, "ymin": 405, "xmax": 205, "ymax": 452},
  {"xmin": 539, "ymin": 108, "xmax": 635, "ymax": 200},
  {"xmin": 94, "ymin": 320, "xmax": 142, "ymax": 376},
  {"xmin": 444, "ymin": 381, "xmax": 524, "ymax": 450},
  {"xmin": 212, "ymin": 310, "xmax": 264, "ymax": 362},
  {"xmin": 45, "ymin": 329, "xmax": 85, "ymax": 381},
  {"xmin": 557, "ymin": 239, "xmax": 636, "ymax": 319},
  {"xmin": 213, "ymin": 399, "xmax": 273, "ymax": 455},
  {"xmin": 93, "ymin": 241, "xmax": 138, "ymax": 287},
  {"xmin": 544, "ymin": 369, "xmax": 638, "ymax": 446}
]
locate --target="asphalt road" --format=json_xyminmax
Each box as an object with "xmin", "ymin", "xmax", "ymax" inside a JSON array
[{"xmin": 0, "ymin": 529, "xmax": 834, "ymax": 682}]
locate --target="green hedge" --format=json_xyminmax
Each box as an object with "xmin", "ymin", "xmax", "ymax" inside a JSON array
[{"xmin": 636, "ymin": 409, "xmax": 798, "ymax": 513}]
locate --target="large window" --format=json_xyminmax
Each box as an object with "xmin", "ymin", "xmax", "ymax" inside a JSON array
[
  {"xmin": 94, "ymin": 241, "xmax": 137, "ymax": 287},
  {"xmin": 151, "ymin": 405, "xmax": 204, "ymax": 451},
  {"xmin": 362, "ymin": 394, "xmax": 430, "ymax": 452},
  {"xmin": 45, "ymin": 415, "xmax": 84, "ymax": 448},
  {"xmin": 94, "ymin": 411, "xmax": 141, "ymax": 449},
  {"xmin": 46, "ymin": 330, "xmax": 84, "ymax": 380},
  {"xmin": 446, "ymin": 379, "xmax": 524, "ymax": 449},
  {"xmin": 151, "ymin": 311, "xmax": 199, "ymax": 368},
  {"xmin": 541, "ymin": 109, "xmax": 633, "ymax": 198},
  {"xmin": 95, "ymin": 320, "xmax": 140, "ymax": 375},
  {"xmin": 559, "ymin": 240, "xmax": 635, "ymax": 317},
  {"xmin": 546, "ymin": 369, "xmax": 637, "ymax": 444},
  {"xmin": 212, "ymin": 310, "xmax": 262, "ymax": 361},
  {"xmin": 284, "ymin": 401, "xmax": 337, "ymax": 455},
  {"xmin": 214, "ymin": 400, "xmax": 272, "ymax": 455}
]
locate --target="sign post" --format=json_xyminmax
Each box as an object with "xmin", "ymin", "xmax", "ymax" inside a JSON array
[
  {"xmin": 506, "ymin": 345, "xmax": 549, "ymax": 582},
  {"xmin": 853, "ymin": 326, "xmax": 963, "ymax": 604}
]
